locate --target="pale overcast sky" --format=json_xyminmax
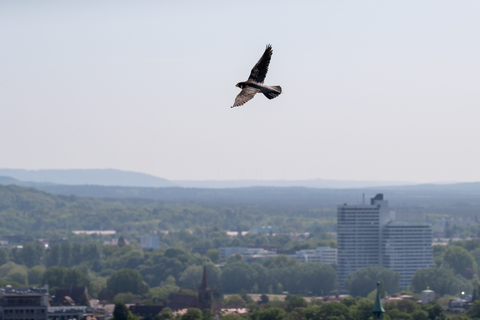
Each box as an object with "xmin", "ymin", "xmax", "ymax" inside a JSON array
[{"xmin": 1, "ymin": 1, "xmax": 479, "ymax": 182}]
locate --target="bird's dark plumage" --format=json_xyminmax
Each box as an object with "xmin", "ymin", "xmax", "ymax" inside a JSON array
[
  {"xmin": 248, "ymin": 45, "xmax": 272, "ymax": 84},
  {"xmin": 231, "ymin": 44, "xmax": 282, "ymax": 108}
]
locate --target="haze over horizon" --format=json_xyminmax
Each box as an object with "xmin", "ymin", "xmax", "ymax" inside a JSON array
[
  {"xmin": 0, "ymin": 168, "xmax": 462, "ymax": 188},
  {"xmin": 1, "ymin": 1, "xmax": 480, "ymax": 183}
]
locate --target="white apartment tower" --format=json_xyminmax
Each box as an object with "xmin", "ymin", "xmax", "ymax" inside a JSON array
[
  {"xmin": 337, "ymin": 194, "xmax": 390, "ymax": 288},
  {"xmin": 337, "ymin": 194, "xmax": 432, "ymax": 289},
  {"xmin": 382, "ymin": 221, "xmax": 433, "ymax": 288}
]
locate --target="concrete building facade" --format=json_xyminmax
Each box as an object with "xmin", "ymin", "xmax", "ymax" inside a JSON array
[
  {"xmin": 47, "ymin": 306, "xmax": 92, "ymax": 320},
  {"xmin": 0, "ymin": 287, "xmax": 49, "ymax": 320},
  {"xmin": 296, "ymin": 246, "xmax": 337, "ymax": 264},
  {"xmin": 141, "ymin": 235, "xmax": 160, "ymax": 250},
  {"xmin": 337, "ymin": 194, "xmax": 432, "ymax": 289},
  {"xmin": 251, "ymin": 226, "xmax": 275, "ymax": 234},
  {"xmin": 382, "ymin": 221, "xmax": 433, "ymax": 288},
  {"xmin": 421, "ymin": 289, "xmax": 435, "ymax": 304},
  {"xmin": 337, "ymin": 194, "xmax": 390, "ymax": 288}
]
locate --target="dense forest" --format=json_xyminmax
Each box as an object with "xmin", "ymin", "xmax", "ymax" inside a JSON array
[
  {"xmin": 0, "ymin": 184, "xmax": 337, "ymax": 239},
  {"xmin": 31, "ymin": 182, "xmax": 480, "ymax": 216},
  {"xmin": 28, "ymin": 180, "xmax": 480, "ymax": 207},
  {"xmin": 2, "ymin": 182, "xmax": 480, "ymax": 239}
]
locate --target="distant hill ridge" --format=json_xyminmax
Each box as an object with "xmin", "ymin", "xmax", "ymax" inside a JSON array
[
  {"xmin": 0, "ymin": 168, "xmax": 418, "ymax": 189},
  {"xmin": 1, "ymin": 176, "xmax": 480, "ymax": 212},
  {"xmin": 173, "ymin": 179, "xmax": 417, "ymax": 189},
  {"xmin": 0, "ymin": 168, "xmax": 174, "ymax": 187}
]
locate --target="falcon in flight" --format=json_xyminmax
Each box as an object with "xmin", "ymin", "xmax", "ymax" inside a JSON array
[{"xmin": 231, "ymin": 44, "xmax": 282, "ymax": 108}]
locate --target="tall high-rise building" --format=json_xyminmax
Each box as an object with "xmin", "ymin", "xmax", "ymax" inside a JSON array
[
  {"xmin": 382, "ymin": 221, "xmax": 432, "ymax": 288},
  {"xmin": 337, "ymin": 194, "xmax": 432, "ymax": 289},
  {"xmin": 337, "ymin": 194, "xmax": 390, "ymax": 288}
]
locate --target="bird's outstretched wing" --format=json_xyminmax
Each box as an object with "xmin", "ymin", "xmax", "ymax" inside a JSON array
[
  {"xmin": 247, "ymin": 44, "xmax": 273, "ymax": 84},
  {"xmin": 232, "ymin": 86, "xmax": 259, "ymax": 108}
]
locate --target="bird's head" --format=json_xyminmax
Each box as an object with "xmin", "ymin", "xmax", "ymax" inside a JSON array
[{"xmin": 236, "ymin": 83, "xmax": 243, "ymax": 88}]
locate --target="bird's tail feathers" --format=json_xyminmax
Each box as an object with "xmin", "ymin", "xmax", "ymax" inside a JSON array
[{"xmin": 261, "ymin": 86, "xmax": 282, "ymax": 100}]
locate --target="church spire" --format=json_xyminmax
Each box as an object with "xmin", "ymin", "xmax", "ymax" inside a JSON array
[
  {"xmin": 198, "ymin": 265, "xmax": 211, "ymax": 310},
  {"xmin": 200, "ymin": 265, "xmax": 209, "ymax": 290},
  {"xmin": 372, "ymin": 282, "xmax": 385, "ymax": 320}
]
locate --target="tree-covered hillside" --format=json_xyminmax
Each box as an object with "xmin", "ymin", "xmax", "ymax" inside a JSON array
[
  {"xmin": 2, "ymin": 180, "xmax": 480, "ymax": 240},
  {"xmin": 0, "ymin": 184, "xmax": 336, "ymax": 239},
  {"xmin": 13, "ymin": 181, "xmax": 480, "ymax": 219}
]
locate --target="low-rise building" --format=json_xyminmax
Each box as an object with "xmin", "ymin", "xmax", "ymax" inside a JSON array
[
  {"xmin": 103, "ymin": 237, "xmax": 129, "ymax": 246},
  {"xmin": 220, "ymin": 246, "xmax": 335, "ymax": 264},
  {"xmin": 72, "ymin": 231, "xmax": 116, "ymax": 236},
  {"xmin": 52, "ymin": 287, "xmax": 90, "ymax": 307},
  {"xmin": 225, "ymin": 231, "xmax": 249, "ymax": 238},
  {"xmin": 296, "ymin": 247, "xmax": 337, "ymax": 264},
  {"xmin": 243, "ymin": 252, "xmax": 280, "ymax": 264},
  {"xmin": 48, "ymin": 306, "xmax": 93, "ymax": 320},
  {"xmin": 251, "ymin": 226, "xmax": 275, "ymax": 234},
  {"xmin": 219, "ymin": 247, "xmax": 270, "ymax": 260},
  {"xmin": 141, "ymin": 235, "xmax": 160, "ymax": 250},
  {"xmin": 421, "ymin": 289, "xmax": 435, "ymax": 304},
  {"xmin": 0, "ymin": 286, "xmax": 49, "ymax": 320}
]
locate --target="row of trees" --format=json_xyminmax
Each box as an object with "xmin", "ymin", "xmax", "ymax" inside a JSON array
[
  {"xmin": 0, "ymin": 229, "xmax": 336, "ymax": 269},
  {"xmin": 221, "ymin": 255, "xmax": 337, "ymax": 295},
  {"xmin": 4, "ymin": 233, "xmax": 480, "ymax": 302},
  {"xmin": 0, "ymin": 249, "xmax": 336, "ymax": 298},
  {"xmin": 25, "ymin": 262, "xmax": 479, "ymax": 320},
  {"xmin": 435, "ymin": 240, "xmax": 480, "ymax": 276},
  {"xmin": 26, "ymin": 259, "xmax": 472, "ymax": 301},
  {"xmin": 113, "ymin": 293, "xmax": 461, "ymax": 320},
  {"xmin": 0, "ymin": 242, "xmax": 103, "ymax": 269},
  {"xmin": 169, "ymin": 227, "xmax": 336, "ymax": 252},
  {"xmin": 2, "ymin": 242, "xmax": 479, "ymax": 298},
  {"xmin": 5, "ymin": 232, "xmax": 477, "ymax": 283},
  {"xmin": 343, "ymin": 265, "xmax": 474, "ymax": 298},
  {"xmin": 0, "ymin": 242, "xmax": 337, "ymax": 294}
]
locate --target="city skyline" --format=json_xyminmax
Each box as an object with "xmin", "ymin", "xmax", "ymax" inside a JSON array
[{"xmin": 337, "ymin": 194, "xmax": 433, "ymax": 289}]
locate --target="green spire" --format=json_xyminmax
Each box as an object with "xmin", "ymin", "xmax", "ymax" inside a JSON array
[{"xmin": 372, "ymin": 281, "xmax": 385, "ymax": 320}]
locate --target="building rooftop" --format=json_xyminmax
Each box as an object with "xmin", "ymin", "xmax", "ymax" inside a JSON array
[
  {"xmin": 48, "ymin": 306, "xmax": 92, "ymax": 313},
  {"xmin": 0, "ymin": 287, "xmax": 48, "ymax": 295}
]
